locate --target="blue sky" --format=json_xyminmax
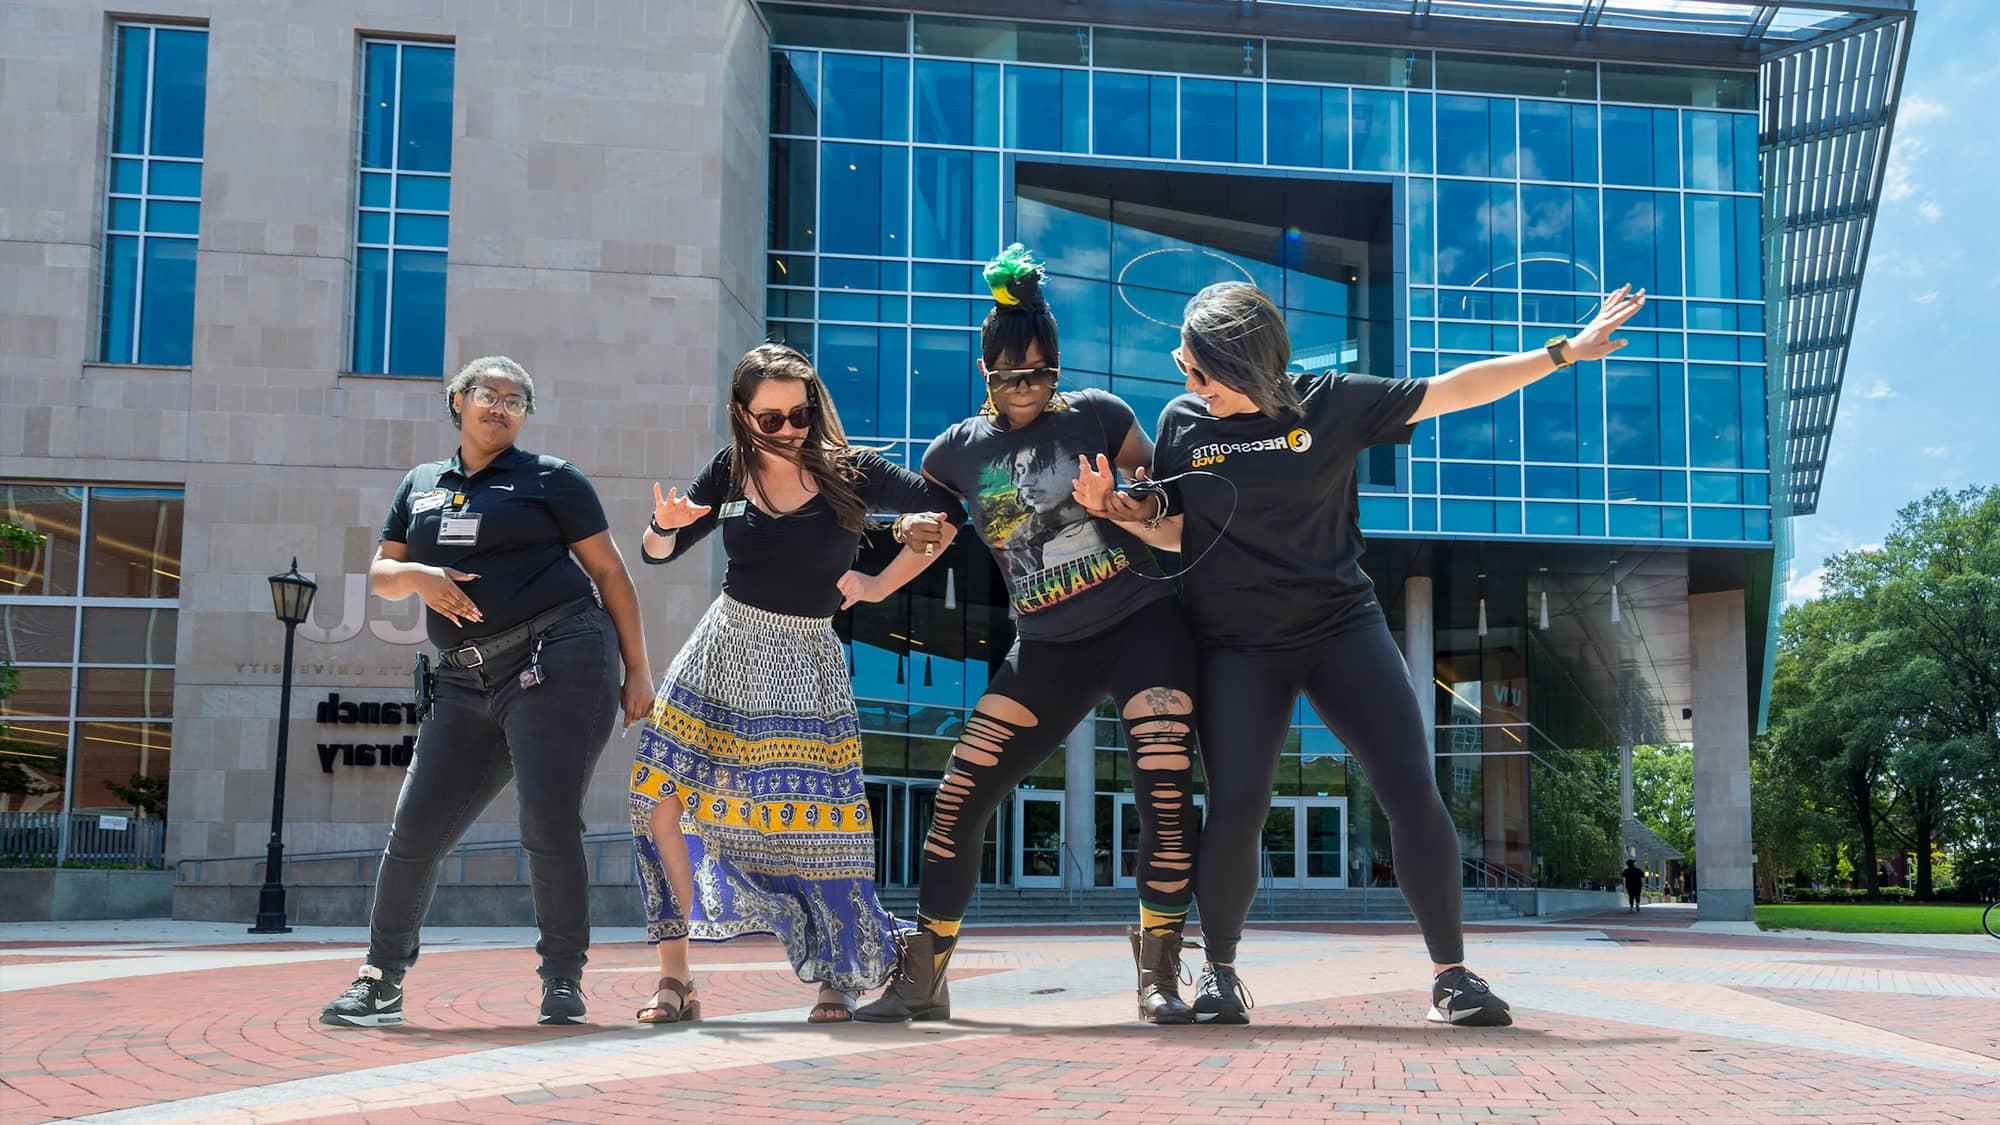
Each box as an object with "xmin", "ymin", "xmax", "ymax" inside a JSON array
[{"xmin": 1788, "ymin": 0, "xmax": 2000, "ymax": 601}]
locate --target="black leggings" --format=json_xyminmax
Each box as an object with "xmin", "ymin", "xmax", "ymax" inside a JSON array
[
  {"xmin": 918, "ymin": 597, "xmax": 1199, "ymax": 919},
  {"xmin": 1194, "ymin": 618, "xmax": 1465, "ymax": 966}
]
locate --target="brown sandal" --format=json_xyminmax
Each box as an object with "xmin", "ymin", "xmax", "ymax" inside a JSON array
[
  {"xmin": 636, "ymin": 976, "xmax": 700, "ymax": 1023},
  {"xmin": 807, "ymin": 985, "xmax": 856, "ymax": 1024}
]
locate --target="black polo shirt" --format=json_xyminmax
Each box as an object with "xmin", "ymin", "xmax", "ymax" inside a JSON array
[{"xmin": 380, "ymin": 445, "xmax": 610, "ymax": 648}]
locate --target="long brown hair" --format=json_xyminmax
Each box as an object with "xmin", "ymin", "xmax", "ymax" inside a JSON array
[
  {"xmin": 1181, "ymin": 282, "xmax": 1304, "ymax": 419},
  {"xmin": 726, "ymin": 343, "xmax": 868, "ymax": 531}
]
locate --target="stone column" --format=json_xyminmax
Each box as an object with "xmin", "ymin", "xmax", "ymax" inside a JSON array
[
  {"xmin": 1063, "ymin": 717, "xmax": 1097, "ymax": 890},
  {"xmin": 1404, "ymin": 577, "xmax": 1436, "ymax": 756},
  {"xmin": 1690, "ymin": 590, "xmax": 1754, "ymax": 921}
]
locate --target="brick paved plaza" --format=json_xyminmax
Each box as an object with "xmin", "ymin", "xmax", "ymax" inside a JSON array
[{"xmin": 2, "ymin": 907, "xmax": 1995, "ymax": 1124}]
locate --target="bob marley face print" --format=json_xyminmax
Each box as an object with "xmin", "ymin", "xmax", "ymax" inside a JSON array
[{"xmin": 974, "ymin": 430, "xmax": 1131, "ymax": 613}]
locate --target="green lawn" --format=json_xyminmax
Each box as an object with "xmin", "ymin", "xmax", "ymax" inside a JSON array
[{"xmin": 1754, "ymin": 903, "xmax": 1990, "ymax": 934}]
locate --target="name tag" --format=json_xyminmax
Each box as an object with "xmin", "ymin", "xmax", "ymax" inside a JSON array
[
  {"xmin": 718, "ymin": 500, "xmax": 748, "ymax": 519},
  {"xmin": 411, "ymin": 489, "xmax": 449, "ymax": 515},
  {"xmin": 437, "ymin": 512, "xmax": 482, "ymax": 546}
]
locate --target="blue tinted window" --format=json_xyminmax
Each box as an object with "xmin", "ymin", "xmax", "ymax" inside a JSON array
[
  {"xmin": 1005, "ymin": 67, "xmax": 1088, "ymax": 152},
  {"xmin": 1181, "ymin": 79, "xmax": 1261, "ymax": 164},
  {"xmin": 1692, "ymin": 507, "xmax": 1743, "ymax": 540},
  {"xmin": 1436, "ymin": 95, "xmax": 1514, "ymax": 178},
  {"xmin": 818, "ymin": 325, "xmax": 907, "ymax": 436},
  {"xmin": 913, "ymin": 149, "xmax": 999, "ymax": 259},
  {"xmin": 1602, "ymin": 107, "xmax": 1677, "ymax": 187},
  {"xmin": 1094, "ymin": 72, "xmax": 1175, "ymax": 158},
  {"xmin": 352, "ymin": 248, "xmax": 389, "ymax": 378},
  {"xmin": 397, "ymin": 46, "xmax": 455, "ymax": 173},
  {"xmin": 1523, "ymin": 366, "xmax": 1585, "ymax": 462},
  {"xmin": 911, "ymin": 330, "xmax": 979, "ymax": 436},
  {"xmin": 822, "ymin": 143, "xmax": 907, "ymax": 255},
  {"xmin": 1409, "ymin": 178, "xmax": 1435, "ymax": 285},
  {"xmin": 1604, "ymin": 190, "xmax": 1682, "ymax": 295},
  {"xmin": 149, "ymin": 29, "xmax": 208, "ymax": 158},
  {"xmin": 1685, "ymin": 195, "xmax": 1762, "ymax": 300},
  {"xmin": 137, "ymin": 237, "xmax": 196, "ymax": 365},
  {"xmin": 100, "ymin": 235, "xmax": 140, "ymax": 364},
  {"xmin": 1684, "ymin": 111, "xmax": 1759, "ymax": 193},
  {"xmin": 101, "ymin": 25, "xmax": 207, "ymax": 365},
  {"xmin": 1436, "ymin": 180, "xmax": 1517, "ymax": 288},
  {"xmin": 1269, "ymin": 85, "xmax": 1348, "ymax": 168},
  {"xmin": 1689, "ymin": 363, "xmax": 1767, "ymax": 469},
  {"xmin": 1526, "ymin": 502, "xmax": 1578, "ymax": 535},
  {"xmin": 1353, "ymin": 89, "xmax": 1404, "ymax": 170},
  {"xmin": 772, "ymin": 50, "xmax": 819, "ymax": 136},
  {"xmin": 823, "ymin": 54, "xmax": 908, "ymax": 140},
  {"xmin": 1606, "ymin": 361, "xmax": 1685, "ymax": 466},
  {"xmin": 1519, "ymin": 100, "xmax": 1595, "ymax": 182},
  {"xmin": 1744, "ymin": 508, "xmax": 1771, "ymax": 540},
  {"xmin": 1520, "ymin": 185, "xmax": 1598, "ymax": 292},
  {"xmin": 1359, "ymin": 496, "xmax": 1408, "ymax": 530},
  {"xmin": 355, "ymin": 42, "xmax": 454, "ymax": 374},
  {"xmin": 1608, "ymin": 503, "xmax": 1665, "ymax": 538},
  {"xmin": 387, "ymin": 251, "xmax": 446, "ymax": 375},
  {"xmin": 1442, "ymin": 462, "xmax": 1496, "ymax": 496},
  {"xmin": 1442, "ymin": 500, "xmax": 1495, "ymax": 533},
  {"xmin": 914, "ymin": 59, "xmax": 1000, "ymax": 146},
  {"xmin": 771, "ymin": 139, "xmax": 816, "ymax": 250}
]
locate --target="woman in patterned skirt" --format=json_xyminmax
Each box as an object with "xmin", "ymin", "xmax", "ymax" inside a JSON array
[{"xmin": 629, "ymin": 343, "xmax": 960, "ymax": 1023}]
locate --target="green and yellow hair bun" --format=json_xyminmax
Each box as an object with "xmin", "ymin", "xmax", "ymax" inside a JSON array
[{"xmin": 983, "ymin": 243, "xmax": 1047, "ymax": 311}]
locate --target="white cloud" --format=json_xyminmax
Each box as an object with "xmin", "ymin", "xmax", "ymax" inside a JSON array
[
  {"xmin": 1864, "ymin": 379, "xmax": 1897, "ymax": 399},
  {"xmin": 1917, "ymin": 199, "xmax": 1944, "ymax": 223},
  {"xmin": 1913, "ymin": 290, "xmax": 1941, "ymax": 305},
  {"xmin": 1787, "ymin": 564, "xmax": 1826, "ymax": 605},
  {"xmin": 1883, "ymin": 135, "xmax": 1929, "ymax": 203},
  {"xmin": 1900, "ymin": 95, "xmax": 1947, "ymax": 128},
  {"xmin": 1924, "ymin": 445, "xmax": 1951, "ymax": 459}
]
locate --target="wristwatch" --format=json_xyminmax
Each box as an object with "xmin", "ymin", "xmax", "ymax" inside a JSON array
[
  {"xmin": 648, "ymin": 518, "xmax": 674, "ymax": 537},
  {"xmin": 1544, "ymin": 335, "xmax": 1574, "ymax": 370}
]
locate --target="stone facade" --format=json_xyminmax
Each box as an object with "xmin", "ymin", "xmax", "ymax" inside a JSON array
[{"xmin": 0, "ymin": 1, "xmax": 768, "ymax": 869}]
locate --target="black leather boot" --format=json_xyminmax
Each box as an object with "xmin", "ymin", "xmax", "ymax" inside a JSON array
[
  {"xmin": 1129, "ymin": 926, "xmax": 1195, "ymax": 1025},
  {"xmin": 853, "ymin": 928, "xmax": 952, "ymax": 1023}
]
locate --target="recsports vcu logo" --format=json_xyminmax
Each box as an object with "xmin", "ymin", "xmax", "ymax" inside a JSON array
[{"xmin": 1189, "ymin": 428, "xmax": 1312, "ymax": 468}]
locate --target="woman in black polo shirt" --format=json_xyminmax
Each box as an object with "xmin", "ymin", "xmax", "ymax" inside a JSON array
[
  {"xmin": 1077, "ymin": 281, "xmax": 1645, "ymax": 1028},
  {"xmin": 319, "ymin": 355, "xmax": 654, "ymax": 1029}
]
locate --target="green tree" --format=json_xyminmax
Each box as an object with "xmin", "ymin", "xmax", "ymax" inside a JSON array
[
  {"xmin": 1630, "ymin": 744, "xmax": 1695, "ymax": 859},
  {"xmin": 1, "ymin": 522, "xmax": 51, "ymax": 796}
]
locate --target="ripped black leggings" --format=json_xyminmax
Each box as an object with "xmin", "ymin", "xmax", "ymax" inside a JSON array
[{"xmin": 917, "ymin": 598, "xmax": 1200, "ymax": 921}]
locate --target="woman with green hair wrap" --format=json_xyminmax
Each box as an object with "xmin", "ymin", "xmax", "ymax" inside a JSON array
[{"xmin": 853, "ymin": 245, "xmax": 1207, "ymax": 1027}]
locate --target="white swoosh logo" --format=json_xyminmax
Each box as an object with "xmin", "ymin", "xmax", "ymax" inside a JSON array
[{"xmin": 491, "ymin": 484, "xmax": 515, "ymax": 491}]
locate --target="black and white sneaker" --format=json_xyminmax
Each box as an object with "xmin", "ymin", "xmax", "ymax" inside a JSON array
[
  {"xmin": 320, "ymin": 964, "xmax": 404, "ymax": 1027},
  {"xmin": 539, "ymin": 976, "xmax": 586, "ymax": 1025},
  {"xmin": 1192, "ymin": 962, "xmax": 1254, "ymax": 1025},
  {"xmin": 1427, "ymin": 966, "xmax": 1512, "ymax": 1027}
]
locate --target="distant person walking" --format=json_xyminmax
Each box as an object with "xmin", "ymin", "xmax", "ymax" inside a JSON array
[{"xmin": 1622, "ymin": 859, "xmax": 1645, "ymax": 913}]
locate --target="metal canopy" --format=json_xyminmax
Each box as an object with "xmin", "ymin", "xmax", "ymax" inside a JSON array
[{"xmin": 1254, "ymin": 1, "xmax": 1905, "ymax": 50}]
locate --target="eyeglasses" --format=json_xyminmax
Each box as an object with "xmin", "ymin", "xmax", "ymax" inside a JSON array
[
  {"xmin": 986, "ymin": 366, "xmax": 1060, "ymax": 393},
  {"xmin": 746, "ymin": 403, "xmax": 816, "ymax": 434},
  {"xmin": 1170, "ymin": 348, "xmax": 1212, "ymax": 388},
  {"xmin": 466, "ymin": 386, "xmax": 530, "ymax": 417}
]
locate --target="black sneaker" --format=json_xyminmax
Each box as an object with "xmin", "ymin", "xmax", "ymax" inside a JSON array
[
  {"xmin": 320, "ymin": 965, "xmax": 404, "ymax": 1027},
  {"xmin": 1192, "ymin": 961, "xmax": 1253, "ymax": 1025},
  {"xmin": 1427, "ymin": 966, "xmax": 1512, "ymax": 1027},
  {"xmin": 540, "ymin": 976, "xmax": 586, "ymax": 1025}
]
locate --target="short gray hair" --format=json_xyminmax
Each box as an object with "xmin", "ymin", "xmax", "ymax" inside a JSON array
[
  {"xmin": 1181, "ymin": 283, "xmax": 1302, "ymax": 419},
  {"xmin": 446, "ymin": 355, "xmax": 537, "ymax": 425}
]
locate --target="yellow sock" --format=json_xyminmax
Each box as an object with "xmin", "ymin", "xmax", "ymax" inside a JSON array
[
  {"xmin": 1139, "ymin": 901, "xmax": 1188, "ymax": 936},
  {"xmin": 918, "ymin": 913, "xmax": 961, "ymax": 975}
]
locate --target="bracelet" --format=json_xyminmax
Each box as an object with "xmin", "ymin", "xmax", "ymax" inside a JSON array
[
  {"xmin": 647, "ymin": 518, "xmax": 674, "ymax": 538},
  {"xmin": 890, "ymin": 514, "xmax": 911, "ymax": 544}
]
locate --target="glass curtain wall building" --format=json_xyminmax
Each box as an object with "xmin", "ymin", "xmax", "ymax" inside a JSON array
[{"xmin": 756, "ymin": 2, "xmax": 1878, "ymax": 897}]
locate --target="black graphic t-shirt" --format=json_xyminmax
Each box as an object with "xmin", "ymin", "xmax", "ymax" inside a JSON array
[
  {"xmin": 645, "ymin": 447, "xmax": 961, "ymax": 618},
  {"xmin": 1153, "ymin": 371, "xmax": 1427, "ymax": 651},
  {"xmin": 381, "ymin": 446, "xmax": 610, "ymax": 649},
  {"xmin": 924, "ymin": 389, "xmax": 1171, "ymax": 643}
]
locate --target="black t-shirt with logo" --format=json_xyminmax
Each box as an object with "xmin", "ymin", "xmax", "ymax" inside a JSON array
[
  {"xmin": 1152, "ymin": 372, "xmax": 1427, "ymax": 651},
  {"xmin": 645, "ymin": 447, "xmax": 960, "ymax": 619},
  {"xmin": 924, "ymin": 389, "xmax": 1172, "ymax": 643},
  {"xmin": 381, "ymin": 446, "xmax": 611, "ymax": 648}
]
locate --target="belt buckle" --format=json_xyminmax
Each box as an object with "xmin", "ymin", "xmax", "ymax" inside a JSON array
[{"xmin": 458, "ymin": 644, "xmax": 484, "ymax": 668}]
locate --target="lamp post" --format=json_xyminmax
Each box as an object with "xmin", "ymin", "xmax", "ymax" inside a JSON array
[{"xmin": 251, "ymin": 558, "xmax": 317, "ymax": 934}]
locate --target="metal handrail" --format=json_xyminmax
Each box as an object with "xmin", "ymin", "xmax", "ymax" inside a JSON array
[
  {"xmin": 176, "ymin": 830, "xmax": 634, "ymax": 884},
  {"xmin": 1060, "ymin": 840, "xmax": 1091, "ymax": 914}
]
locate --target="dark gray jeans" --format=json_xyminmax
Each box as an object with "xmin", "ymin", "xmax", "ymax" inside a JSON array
[{"xmin": 366, "ymin": 605, "xmax": 619, "ymax": 981}]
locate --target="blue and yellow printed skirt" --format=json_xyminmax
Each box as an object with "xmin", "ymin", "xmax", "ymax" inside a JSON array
[{"xmin": 628, "ymin": 594, "xmax": 900, "ymax": 991}]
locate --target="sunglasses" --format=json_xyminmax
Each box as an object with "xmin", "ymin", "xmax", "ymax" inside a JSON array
[
  {"xmin": 986, "ymin": 366, "xmax": 1060, "ymax": 393},
  {"xmin": 466, "ymin": 386, "xmax": 530, "ymax": 417},
  {"xmin": 1170, "ymin": 348, "xmax": 1213, "ymax": 388},
  {"xmin": 745, "ymin": 403, "xmax": 816, "ymax": 434}
]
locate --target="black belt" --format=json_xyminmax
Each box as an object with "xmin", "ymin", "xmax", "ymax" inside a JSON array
[{"xmin": 438, "ymin": 596, "xmax": 597, "ymax": 669}]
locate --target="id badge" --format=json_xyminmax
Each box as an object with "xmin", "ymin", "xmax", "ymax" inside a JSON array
[
  {"xmin": 437, "ymin": 512, "xmax": 482, "ymax": 546},
  {"xmin": 718, "ymin": 499, "xmax": 748, "ymax": 519},
  {"xmin": 411, "ymin": 489, "xmax": 449, "ymax": 515}
]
